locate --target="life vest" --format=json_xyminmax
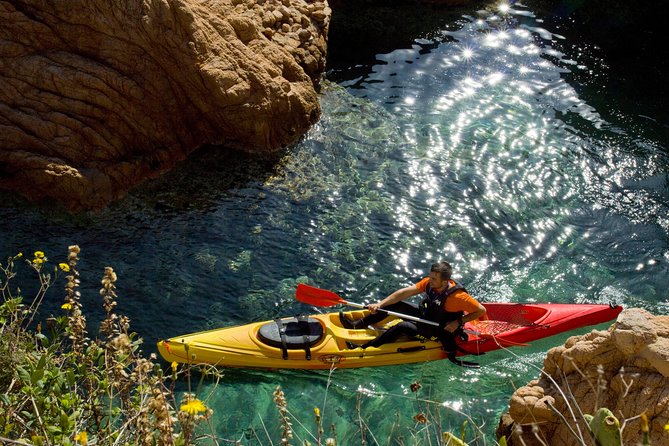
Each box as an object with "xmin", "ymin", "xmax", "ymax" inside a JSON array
[{"xmin": 419, "ymin": 280, "xmax": 467, "ymax": 326}]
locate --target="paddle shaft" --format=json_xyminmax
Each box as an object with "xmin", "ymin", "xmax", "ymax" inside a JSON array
[
  {"xmin": 344, "ymin": 300, "xmax": 438, "ymax": 326},
  {"xmin": 343, "ymin": 299, "xmax": 479, "ymax": 335}
]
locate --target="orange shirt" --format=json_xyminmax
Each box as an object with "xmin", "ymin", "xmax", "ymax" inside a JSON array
[{"xmin": 415, "ymin": 278, "xmax": 481, "ymax": 316}]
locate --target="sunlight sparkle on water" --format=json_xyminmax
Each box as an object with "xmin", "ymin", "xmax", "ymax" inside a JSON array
[
  {"xmin": 443, "ymin": 400, "xmax": 464, "ymax": 411},
  {"xmin": 483, "ymin": 33, "xmax": 501, "ymax": 48},
  {"xmin": 461, "ymin": 46, "xmax": 475, "ymax": 61},
  {"xmin": 486, "ymin": 72, "xmax": 505, "ymax": 85},
  {"xmin": 470, "ymin": 257, "xmax": 489, "ymax": 271},
  {"xmin": 506, "ymin": 44, "xmax": 523, "ymax": 55}
]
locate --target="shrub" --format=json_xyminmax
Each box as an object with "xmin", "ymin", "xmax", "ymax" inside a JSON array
[{"xmin": 0, "ymin": 246, "xmax": 213, "ymax": 445}]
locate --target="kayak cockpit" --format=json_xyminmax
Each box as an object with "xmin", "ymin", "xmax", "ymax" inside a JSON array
[{"xmin": 257, "ymin": 315, "xmax": 324, "ymax": 359}]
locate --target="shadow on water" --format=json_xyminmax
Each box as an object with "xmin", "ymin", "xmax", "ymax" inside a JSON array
[
  {"xmin": 0, "ymin": 144, "xmax": 285, "ymax": 221},
  {"xmin": 327, "ymin": 0, "xmax": 478, "ymax": 83},
  {"xmin": 115, "ymin": 145, "xmax": 287, "ymax": 217},
  {"xmin": 530, "ymin": 0, "xmax": 669, "ymax": 143}
]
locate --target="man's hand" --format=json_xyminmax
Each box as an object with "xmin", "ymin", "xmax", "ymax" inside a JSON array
[{"xmin": 367, "ymin": 285, "xmax": 421, "ymax": 314}]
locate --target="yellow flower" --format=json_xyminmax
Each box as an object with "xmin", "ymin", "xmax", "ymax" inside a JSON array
[
  {"xmin": 74, "ymin": 431, "xmax": 88, "ymax": 445},
  {"xmin": 314, "ymin": 407, "xmax": 320, "ymax": 418},
  {"xmin": 665, "ymin": 421, "xmax": 669, "ymax": 433},
  {"xmin": 171, "ymin": 361, "xmax": 178, "ymax": 372},
  {"xmin": 61, "ymin": 303, "xmax": 72, "ymax": 310},
  {"xmin": 58, "ymin": 262, "xmax": 70, "ymax": 272},
  {"xmin": 33, "ymin": 258, "xmax": 45, "ymax": 265},
  {"xmin": 16, "ymin": 252, "xmax": 23, "ymax": 258},
  {"xmin": 34, "ymin": 251, "xmax": 45, "ymax": 259},
  {"xmin": 180, "ymin": 399, "xmax": 207, "ymax": 415}
]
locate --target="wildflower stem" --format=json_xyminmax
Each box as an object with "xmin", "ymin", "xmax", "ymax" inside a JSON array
[
  {"xmin": 257, "ymin": 412, "xmax": 276, "ymax": 446},
  {"xmin": 0, "ymin": 436, "xmax": 35, "ymax": 445},
  {"xmin": 321, "ymin": 362, "xmax": 336, "ymax": 427},
  {"xmin": 356, "ymin": 391, "xmax": 367, "ymax": 445}
]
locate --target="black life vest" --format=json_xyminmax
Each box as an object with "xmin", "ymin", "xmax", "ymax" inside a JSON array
[{"xmin": 420, "ymin": 280, "xmax": 467, "ymax": 326}]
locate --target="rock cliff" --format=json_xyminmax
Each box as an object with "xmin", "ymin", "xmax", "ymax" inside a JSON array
[
  {"xmin": 498, "ymin": 308, "xmax": 669, "ymax": 445},
  {"xmin": 0, "ymin": 0, "xmax": 330, "ymax": 210}
]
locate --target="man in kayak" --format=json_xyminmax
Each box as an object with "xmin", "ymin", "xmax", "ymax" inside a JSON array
[{"xmin": 340, "ymin": 261, "xmax": 486, "ymax": 366}]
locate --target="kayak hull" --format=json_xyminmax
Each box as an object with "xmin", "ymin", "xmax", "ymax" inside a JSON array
[{"xmin": 157, "ymin": 302, "xmax": 622, "ymax": 370}]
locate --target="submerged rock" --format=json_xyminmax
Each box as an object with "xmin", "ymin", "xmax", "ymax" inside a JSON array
[
  {"xmin": 498, "ymin": 308, "xmax": 669, "ymax": 446},
  {"xmin": 0, "ymin": 0, "xmax": 329, "ymax": 210}
]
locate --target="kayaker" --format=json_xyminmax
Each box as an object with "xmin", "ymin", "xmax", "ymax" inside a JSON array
[{"xmin": 340, "ymin": 261, "xmax": 486, "ymax": 362}]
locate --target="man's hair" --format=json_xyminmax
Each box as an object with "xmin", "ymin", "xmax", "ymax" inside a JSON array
[{"xmin": 430, "ymin": 261, "xmax": 453, "ymax": 281}]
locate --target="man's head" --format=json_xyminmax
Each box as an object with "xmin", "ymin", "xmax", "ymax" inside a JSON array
[
  {"xmin": 430, "ymin": 261, "xmax": 453, "ymax": 280},
  {"xmin": 428, "ymin": 261, "xmax": 452, "ymax": 290}
]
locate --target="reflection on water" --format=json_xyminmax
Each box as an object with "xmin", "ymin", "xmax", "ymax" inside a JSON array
[{"xmin": 1, "ymin": 2, "xmax": 668, "ymax": 443}]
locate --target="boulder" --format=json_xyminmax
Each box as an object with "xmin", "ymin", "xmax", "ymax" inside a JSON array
[
  {"xmin": 0, "ymin": 0, "xmax": 330, "ymax": 210},
  {"xmin": 498, "ymin": 308, "xmax": 669, "ymax": 446}
]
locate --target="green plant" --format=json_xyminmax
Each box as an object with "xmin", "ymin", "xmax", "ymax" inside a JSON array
[
  {"xmin": 585, "ymin": 408, "xmax": 622, "ymax": 446},
  {"xmin": 0, "ymin": 246, "xmax": 216, "ymax": 445}
]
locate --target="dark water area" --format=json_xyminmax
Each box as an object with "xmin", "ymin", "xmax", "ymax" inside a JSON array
[
  {"xmin": 1, "ymin": 0, "xmax": 668, "ymax": 443},
  {"xmin": 536, "ymin": 0, "xmax": 669, "ymax": 146}
]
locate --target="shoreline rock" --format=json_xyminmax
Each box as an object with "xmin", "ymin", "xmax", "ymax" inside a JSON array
[
  {"xmin": 0, "ymin": 0, "xmax": 330, "ymax": 210},
  {"xmin": 497, "ymin": 308, "xmax": 669, "ymax": 445}
]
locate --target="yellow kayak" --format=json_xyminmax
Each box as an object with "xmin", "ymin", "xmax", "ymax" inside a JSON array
[{"xmin": 157, "ymin": 310, "xmax": 448, "ymax": 369}]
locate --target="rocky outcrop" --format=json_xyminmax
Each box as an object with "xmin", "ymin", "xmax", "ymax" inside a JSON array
[
  {"xmin": 0, "ymin": 0, "xmax": 330, "ymax": 210},
  {"xmin": 497, "ymin": 308, "xmax": 669, "ymax": 446}
]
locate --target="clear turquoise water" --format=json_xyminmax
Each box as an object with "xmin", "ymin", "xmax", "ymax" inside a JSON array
[{"xmin": 1, "ymin": 2, "xmax": 668, "ymax": 444}]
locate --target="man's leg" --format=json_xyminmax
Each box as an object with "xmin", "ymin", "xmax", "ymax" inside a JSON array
[
  {"xmin": 347, "ymin": 321, "xmax": 419, "ymax": 349},
  {"xmin": 340, "ymin": 301, "xmax": 421, "ymax": 328}
]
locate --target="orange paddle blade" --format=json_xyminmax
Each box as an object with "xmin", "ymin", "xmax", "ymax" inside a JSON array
[{"xmin": 296, "ymin": 284, "xmax": 347, "ymax": 307}]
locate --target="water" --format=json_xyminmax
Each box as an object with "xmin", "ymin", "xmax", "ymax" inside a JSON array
[{"xmin": 1, "ymin": 2, "xmax": 668, "ymax": 444}]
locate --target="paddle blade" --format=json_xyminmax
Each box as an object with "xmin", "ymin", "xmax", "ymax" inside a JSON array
[{"xmin": 296, "ymin": 284, "xmax": 345, "ymax": 307}]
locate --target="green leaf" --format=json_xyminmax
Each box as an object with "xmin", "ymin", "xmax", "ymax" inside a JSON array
[
  {"xmin": 46, "ymin": 424, "xmax": 62, "ymax": 434},
  {"xmin": 16, "ymin": 366, "xmax": 31, "ymax": 384},
  {"xmin": 31, "ymin": 370, "xmax": 44, "ymax": 386},
  {"xmin": 67, "ymin": 369, "xmax": 75, "ymax": 387},
  {"xmin": 37, "ymin": 354, "xmax": 46, "ymax": 370},
  {"xmin": 60, "ymin": 410, "xmax": 69, "ymax": 431},
  {"xmin": 442, "ymin": 432, "xmax": 467, "ymax": 446}
]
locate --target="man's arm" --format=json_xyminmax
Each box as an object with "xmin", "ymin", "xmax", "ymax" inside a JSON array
[
  {"xmin": 444, "ymin": 302, "xmax": 486, "ymax": 333},
  {"xmin": 368, "ymin": 285, "xmax": 421, "ymax": 313},
  {"xmin": 463, "ymin": 302, "xmax": 486, "ymax": 323}
]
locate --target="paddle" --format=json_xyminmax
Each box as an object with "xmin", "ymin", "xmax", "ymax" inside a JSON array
[{"xmin": 295, "ymin": 283, "xmax": 529, "ymax": 347}]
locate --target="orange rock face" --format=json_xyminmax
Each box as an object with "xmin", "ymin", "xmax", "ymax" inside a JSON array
[
  {"xmin": 0, "ymin": 0, "xmax": 329, "ymax": 210},
  {"xmin": 499, "ymin": 308, "xmax": 669, "ymax": 446}
]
